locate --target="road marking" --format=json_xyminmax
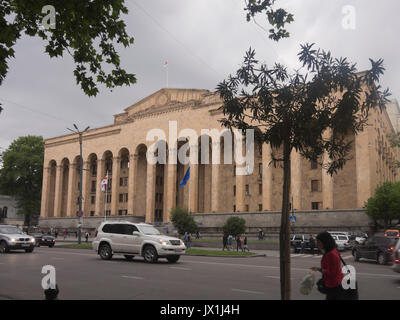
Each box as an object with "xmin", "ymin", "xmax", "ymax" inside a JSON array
[
  {"xmin": 231, "ymin": 288, "xmax": 264, "ymax": 295},
  {"xmin": 357, "ymin": 272, "xmax": 400, "ymax": 279},
  {"xmin": 301, "ymin": 255, "xmax": 312, "ymax": 258},
  {"xmin": 170, "ymin": 267, "xmax": 192, "ymax": 271},
  {"xmin": 121, "ymin": 276, "xmax": 144, "ymax": 280},
  {"xmin": 342, "ymin": 255, "xmax": 353, "ymax": 260},
  {"xmin": 264, "ymin": 276, "xmax": 280, "ymax": 279},
  {"xmin": 51, "ymin": 258, "xmax": 65, "ymax": 260}
]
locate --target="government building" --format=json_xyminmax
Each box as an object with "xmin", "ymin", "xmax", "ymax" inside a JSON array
[{"xmin": 39, "ymin": 89, "xmax": 400, "ymax": 228}]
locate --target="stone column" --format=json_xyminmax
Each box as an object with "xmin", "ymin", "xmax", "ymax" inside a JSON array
[
  {"xmin": 145, "ymin": 163, "xmax": 156, "ymax": 223},
  {"xmin": 262, "ymin": 143, "xmax": 273, "ymax": 211},
  {"xmin": 189, "ymin": 164, "xmax": 199, "ymax": 213},
  {"xmin": 95, "ymin": 159, "xmax": 105, "ymax": 216},
  {"xmin": 66, "ymin": 163, "xmax": 76, "ymax": 217},
  {"xmin": 165, "ymin": 162, "xmax": 177, "ymax": 222},
  {"xmin": 111, "ymin": 157, "xmax": 121, "ymax": 215},
  {"xmin": 82, "ymin": 161, "xmax": 90, "ymax": 216},
  {"xmin": 128, "ymin": 154, "xmax": 138, "ymax": 215},
  {"xmin": 40, "ymin": 166, "xmax": 51, "ymax": 218},
  {"xmin": 291, "ymin": 150, "xmax": 302, "ymax": 210},
  {"xmin": 53, "ymin": 165, "xmax": 63, "ymax": 217}
]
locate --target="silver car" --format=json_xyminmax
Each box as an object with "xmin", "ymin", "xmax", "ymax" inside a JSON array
[
  {"xmin": 0, "ymin": 225, "xmax": 36, "ymax": 253},
  {"xmin": 92, "ymin": 221, "xmax": 186, "ymax": 263},
  {"xmin": 392, "ymin": 238, "xmax": 400, "ymax": 273}
]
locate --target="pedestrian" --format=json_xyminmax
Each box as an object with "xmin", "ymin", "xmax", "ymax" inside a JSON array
[
  {"xmin": 55, "ymin": 230, "xmax": 58, "ymax": 239},
  {"xmin": 85, "ymin": 232, "xmax": 89, "ymax": 243},
  {"xmin": 258, "ymin": 229, "xmax": 262, "ymax": 240},
  {"xmin": 222, "ymin": 232, "xmax": 228, "ymax": 251},
  {"xmin": 63, "ymin": 230, "xmax": 67, "ymax": 240},
  {"xmin": 243, "ymin": 236, "xmax": 249, "ymax": 252},
  {"xmin": 228, "ymin": 234, "xmax": 233, "ymax": 250},
  {"xmin": 309, "ymin": 234, "xmax": 316, "ymax": 255},
  {"xmin": 183, "ymin": 232, "xmax": 188, "ymax": 247},
  {"xmin": 310, "ymin": 231, "xmax": 345, "ymax": 300},
  {"xmin": 236, "ymin": 235, "xmax": 242, "ymax": 252},
  {"xmin": 300, "ymin": 238, "xmax": 307, "ymax": 254}
]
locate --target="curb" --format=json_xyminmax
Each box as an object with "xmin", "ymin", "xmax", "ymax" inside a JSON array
[{"xmin": 183, "ymin": 253, "xmax": 267, "ymax": 258}]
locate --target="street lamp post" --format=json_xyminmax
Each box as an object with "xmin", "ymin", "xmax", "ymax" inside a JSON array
[{"xmin": 67, "ymin": 124, "xmax": 89, "ymax": 244}]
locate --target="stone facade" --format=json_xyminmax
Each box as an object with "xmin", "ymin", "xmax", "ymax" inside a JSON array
[
  {"xmin": 0, "ymin": 195, "xmax": 24, "ymax": 226},
  {"xmin": 39, "ymin": 88, "xmax": 400, "ymax": 229}
]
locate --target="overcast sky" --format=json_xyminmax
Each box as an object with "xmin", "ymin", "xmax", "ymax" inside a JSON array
[{"xmin": 0, "ymin": 0, "xmax": 399, "ymax": 151}]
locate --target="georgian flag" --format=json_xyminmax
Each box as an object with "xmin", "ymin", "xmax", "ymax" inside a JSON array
[
  {"xmin": 164, "ymin": 60, "xmax": 168, "ymax": 67},
  {"xmin": 101, "ymin": 173, "xmax": 109, "ymax": 192}
]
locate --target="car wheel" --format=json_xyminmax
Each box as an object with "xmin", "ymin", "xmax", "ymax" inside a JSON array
[
  {"xmin": 0, "ymin": 241, "xmax": 9, "ymax": 253},
  {"xmin": 166, "ymin": 255, "xmax": 180, "ymax": 263},
  {"xmin": 49, "ymin": 245, "xmax": 54, "ymax": 248},
  {"xmin": 377, "ymin": 252, "xmax": 387, "ymax": 265},
  {"xmin": 143, "ymin": 246, "xmax": 158, "ymax": 263},
  {"xmin": 354, "ymin": 250, "xmax": 361, "ymax": 262},
  {"xmin": 124, "ymin": 255, "xmax": 134, "ymax": 261},
  {"xmin": 99, "ymin": 243, "xmax": 113, "ymax": 260},
  {"xmin": 25, "ymin": 248, "xmax": 34, "ymax": 253}
]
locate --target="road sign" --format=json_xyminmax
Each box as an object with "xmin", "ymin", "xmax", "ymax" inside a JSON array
[
  {"xmin": 77, "ymin": 211, "xmax": 83, "ymax": 217},
  {"xmin": 290, "ymin": 216, "xmax": 296, "ymax": 224}
]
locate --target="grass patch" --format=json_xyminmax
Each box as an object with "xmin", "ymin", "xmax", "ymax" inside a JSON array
[
  {"xmin": 57, "ymin": 243, "xmax": 92, "ymax": 249},
  {"xmin": 186, "ymin": 248, "xmax": 255, "ymax": 256}
]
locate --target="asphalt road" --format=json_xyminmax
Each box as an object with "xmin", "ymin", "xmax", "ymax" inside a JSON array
[{"xmin": 0, "ymin": 247, "xmax": 399, "ymax": 300}]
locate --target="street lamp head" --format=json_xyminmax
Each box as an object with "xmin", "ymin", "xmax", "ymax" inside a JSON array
[
  {"xmin": 84, "ymin": 126, "xmax": 90, "ymax": 132},
  {"xmin": 73, "ymin": 124, "xmax": 79, "ymax": 131}
]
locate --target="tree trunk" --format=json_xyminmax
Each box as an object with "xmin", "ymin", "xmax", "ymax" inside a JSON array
[{"xmin": 279, "ymin": 140, "xmax": 292, "ymax": 300}]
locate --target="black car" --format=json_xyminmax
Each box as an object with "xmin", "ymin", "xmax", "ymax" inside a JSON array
[
  {"xmin": 32, "ymin": 234, "xmax": 55, "ymax": 247},
  {"xmin": 352, "ymin": 235, "xmax": 399, "ymax": 265},
  {"xmin": 290, "ymin": 234, "xmax": 318, "ymax": 253}
]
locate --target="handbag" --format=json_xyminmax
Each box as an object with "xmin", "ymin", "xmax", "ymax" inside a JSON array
[{"xmin": 316, "ymin": 255, "xmax": 359, "ymax": 299}]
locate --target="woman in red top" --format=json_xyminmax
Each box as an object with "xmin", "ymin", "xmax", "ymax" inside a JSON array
[{"xmin": 311, "ymin": 231, "xmax": 344, "ymax": 300}]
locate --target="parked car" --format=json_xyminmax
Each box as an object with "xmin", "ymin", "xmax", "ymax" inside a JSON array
[
  {"xmin": 32, "ymin": 234, "xmax": 56, "ymax": 247},
  {"xmin": 92, "ymin": 221, "xmax": 186, "ymax": 263},
  {"xmin": 348, "ymin": 232, "xmax": 368, "ymax": 245},
  {"xmin": 0, "ymin": 225, "xmax": 36, "ymax": 253},
  {"xmin": 352, "ymin": 235, "xmax": 399, "ymax": 265},
  {"xmin": 290, "ymin": 234, "xmax": 317, "ymax": 253},
  {"xmin": 392, "ymin": 238, "xmax": 400, "ymax": 273},
  {"xmin": 331, "ymin": 234, "xmax": 351, "ymax": 251}
]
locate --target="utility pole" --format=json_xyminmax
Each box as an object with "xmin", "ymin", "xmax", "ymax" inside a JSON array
[{"xmin": 67, "ymin": 124, "xmax": 90, "ymax": 244}]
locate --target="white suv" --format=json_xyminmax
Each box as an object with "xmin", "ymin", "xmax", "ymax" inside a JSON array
[{"xmin": 92, "ymin": 221, "xmax": 186, "ymax": 263}]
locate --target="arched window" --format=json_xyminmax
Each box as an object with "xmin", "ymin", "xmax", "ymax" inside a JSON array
[{"xmin": 3, "ymin": 207, "xmax": 7, "ymax": 218}]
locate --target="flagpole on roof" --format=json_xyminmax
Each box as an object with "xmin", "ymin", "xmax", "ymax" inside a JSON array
[{"xmin": 164, "ymin": 60, "xmax": 169, "ymax": 88}]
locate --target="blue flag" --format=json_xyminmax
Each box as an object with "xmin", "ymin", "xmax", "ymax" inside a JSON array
[{"xmin": 179, "ymin": 167, "xmax": 191, "ymax": 187}]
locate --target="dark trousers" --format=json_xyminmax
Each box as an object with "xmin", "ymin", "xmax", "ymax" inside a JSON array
[{"xmin": 325, "ymin": 286, "xmax": 344, "ymax": 300}]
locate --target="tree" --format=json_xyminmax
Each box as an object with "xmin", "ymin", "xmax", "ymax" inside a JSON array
[
  {"xmin": 222, "ymin": 216, "xmax": 246, "ymax": 237},
  {"xmin": 170, "ymin": 206, "xmax": 198, "ymax": 236},
  {"xmin": 216, "ymin": 44, "xmax": 389, "ymax": 299},
  {"xmin": 0, "ymin": 0, "xmax": 136, "ymax": 112},
  {"xmin": 244, "ymin": 0, "xmax": 294, "ymax": 41},
  {"xmin": 0, "ymin": 136, "xmax": 44, "ymax": 226},
  {"xmin": 366, "ymin": 182, "xmax": 400, "ymax": 229}
]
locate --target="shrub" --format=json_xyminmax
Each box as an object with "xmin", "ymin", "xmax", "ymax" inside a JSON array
[
  {"xmin": 222, "ymin": 216, "xmax": 246, "ymax": 237},
  {"xmin": 170, "ymin": 206, "xmax": 198, "ymax": 235}
]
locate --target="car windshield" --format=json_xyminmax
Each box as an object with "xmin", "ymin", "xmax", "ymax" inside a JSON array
[
  {"xmin": 386, "ymin": 231, "xmax": 399, "ymax": 237},
  {"xmin": 138, "ymin": 225, "xmax": 161, "ymax": 235},
  {"xmin": 0, "ymin": 227, "xmax": 24, "ymax": 234}
]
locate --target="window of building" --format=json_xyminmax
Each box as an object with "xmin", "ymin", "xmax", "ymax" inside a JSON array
[
  {"xmin": 259, "ymin": 184, "xmax": 262, "ymax": 195},
  {"xmin": 311, "ymin": 180, "xmax": 320, "ymax": 192},
  {"xmin": 311, "ymin": 160, "xmax": 318, "ymax": 170},
  {"xmin": 91, "ymin": 196, "xmax": 95, "ymax": 204},
  {"xmin": 156, "ymin": 176, "xmax": 159, "ymax": 185},
  {"xmin": 107, "ymin": 178, "xmax": 112, "ymax": 191},
  {"xmin": 2, "ymin": 207, "xmax": 7, "ymax": 218},
  {"xmin": 233, "ymin": 166, "xmax": 236, "ymax": 176},
  {"xmin": 118, "ymin": 210, "xmax": 123, "ymax": 216},
  {"xmin": 245, "ymin": 184, "xmax": 250, "ymax": 195},
  {"xmin": 233, "ymin": 185, "xmax": 236, "ymax": 196},
  {"xmin": 119, "ymin": 194, "xmax": 124, "ymax": 203},
  {"xmin": 259, "ymin": 163, "xmax": 262, "ymax": 178},
  {"xmin": 311, "ymin": 202, "xmax": 321, "ymax": 210},
  {"xmin": 105, "ymin": 210, "xmax": 111, "ymax": 216},
  {"xmin": 258, "ymin": 204, "xmax": 262, "ymax": 211},
  {"xmin": 90, "ymin": 211, "xmax": 95, "ymax": 217},
  {"xmin": 91, "ymin": 181, "xmax": 96, "ymax": 192},
  {"xmin": 233, "ymin": 205, "xmax": 236, "ymax": 212},
  {"xmin": 120, "ymin": 177, "xmax": 128, "ymax": 187},
  {"xmin": 91, "ymin": 165, "xmax": 97, "ymax": 176},
  {"xmin": 245, "ymin": 204, "xmax": 249, "ymax": 212},
  {"xmin": 106, "ymin": 195, "xmax": 112, "ymax": 203}
]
